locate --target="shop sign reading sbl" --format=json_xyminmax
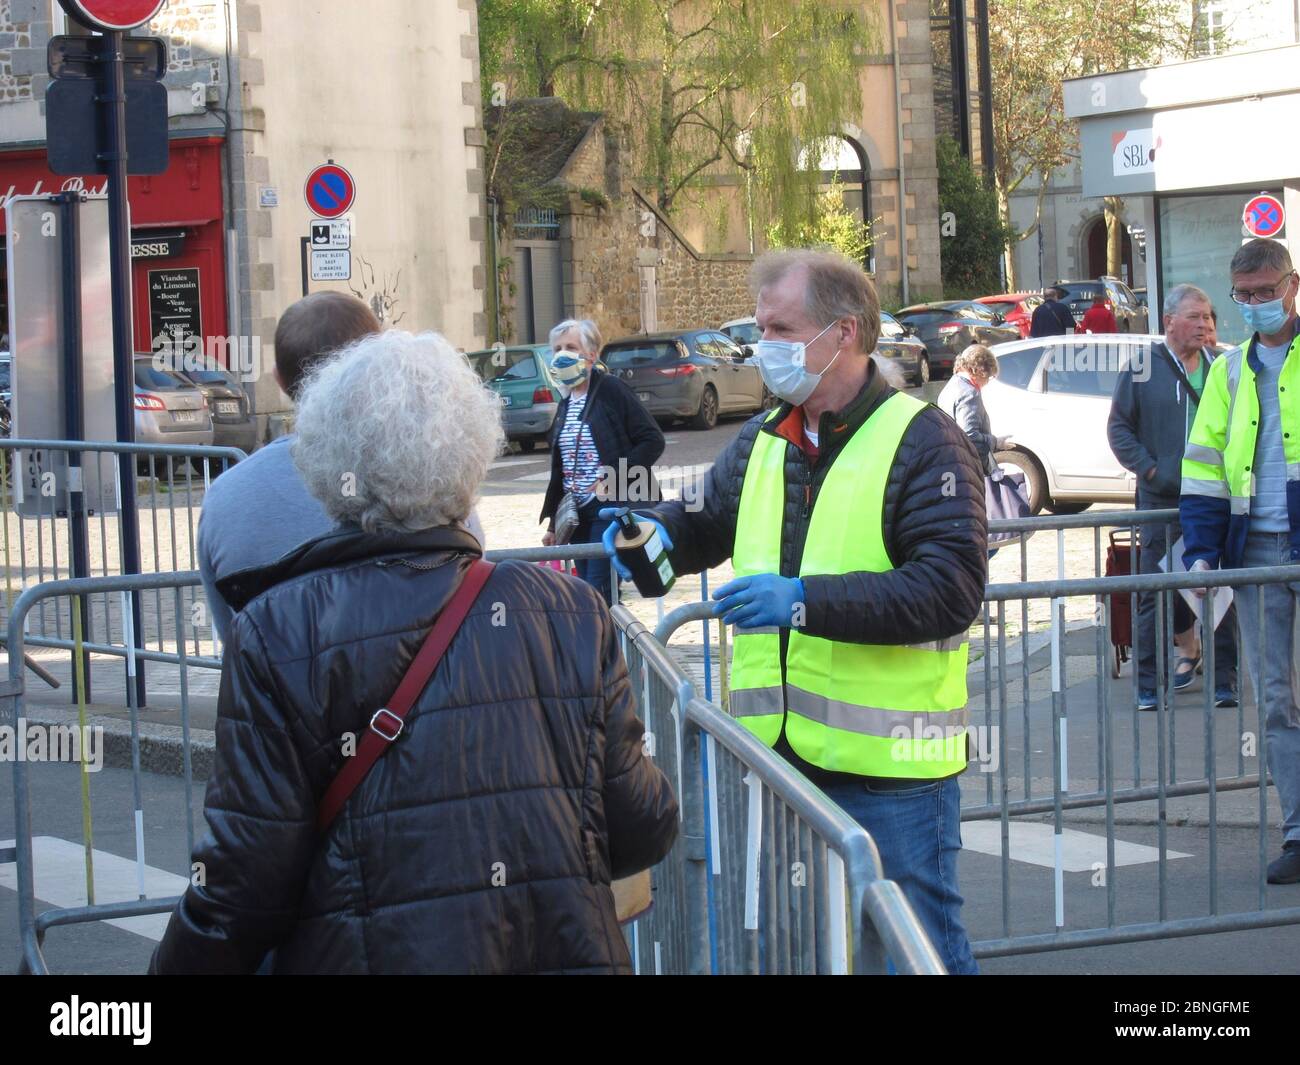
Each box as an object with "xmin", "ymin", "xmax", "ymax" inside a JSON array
[{"xmin": 1112, "ymin": 128, "xmax": 1161, "ymax": 178}]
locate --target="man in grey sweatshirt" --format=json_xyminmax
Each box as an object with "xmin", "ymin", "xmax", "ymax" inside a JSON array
[
  {"xmin": 1108, "ymin": 283, "xmax": 1237, "ymax": 709},
  {"xmin": 199, "ymin": 292, "xmax": 484, "ymax": 641}
]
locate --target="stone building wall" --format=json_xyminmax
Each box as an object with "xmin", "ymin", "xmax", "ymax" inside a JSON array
[
  {"xmin": 0, "ymin": 0, "xmax": 228, "ymax": 117},
  {"xmin": 559, "ymin": 186, "xmax": 753, "ymax": 339},
  {"xmin": 895, "ymin": 0, "xmax": 944, "ymax": 303},
  {"xmin": 0, "ymin": 0, "xmax": 35, "ymax": 103}
]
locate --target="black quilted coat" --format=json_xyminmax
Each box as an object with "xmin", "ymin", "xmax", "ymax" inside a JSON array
[
  {"xmin": 650, "ymin": 359, "xmax": 988, "ymax": 787},
  {"xmin": 150, "ymin": 525, "xmax": 678, "ymax": 974}
]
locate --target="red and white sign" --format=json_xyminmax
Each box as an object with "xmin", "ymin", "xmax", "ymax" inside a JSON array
[
  {"xmin": 1243, "ymin": 194, "xmax": 1285, "ymax": 239},
  {"xmin": 57, "ymin": 0, "xmax": 167, "ymax": 32},
  {"xmin": 304, "ymin": 163, "xmax": 356, "ymax": 219}
]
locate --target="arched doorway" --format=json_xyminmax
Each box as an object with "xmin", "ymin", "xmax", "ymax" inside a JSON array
[
  {"xmin": 1084, "ymin": 215, "xmax": 1136, "ymax": 285},
  {"xmin": 798, "ymin": 135, "xmax": 871, "ymax": 270}
]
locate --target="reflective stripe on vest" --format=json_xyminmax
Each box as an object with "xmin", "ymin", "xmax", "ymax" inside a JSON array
[{"xmin": 730, "ymin": 392, "xmax": 969, "ymax": 778}]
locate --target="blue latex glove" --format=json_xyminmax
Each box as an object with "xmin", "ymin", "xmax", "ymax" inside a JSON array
[
  {"xmin": 712, "ymin": 574, "xmax": 806, "ymax": 630},
  {"xmin": 598, "ymin": 508, "xmax": 674, "ymax": 582}
]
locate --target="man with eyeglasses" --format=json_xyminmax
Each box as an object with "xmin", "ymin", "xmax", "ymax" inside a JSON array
[{"xmin": 1182, "ymin": 236, "xmax": 1300, "ymax": 885}]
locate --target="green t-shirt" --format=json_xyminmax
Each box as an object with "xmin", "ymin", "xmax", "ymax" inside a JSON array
[{"xmin": 1185, "ymin": 355, "xmax": 1207, "ymax": 438}]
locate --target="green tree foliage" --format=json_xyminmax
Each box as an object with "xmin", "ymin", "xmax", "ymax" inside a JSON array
[
  {"xmin": 765, "ymin": 176, "xmax": 877, "ymax": 264},
  {"xmin": 988, "ymin": 0, "xmax": 1191, "ymax": 286},
  {"xmin": 937, "ymin": 135, "xmax": 1011, "ymax": 298},
  {"xmin": 480, "ymin": 0, "xmax": 877, "ymax": 238}
]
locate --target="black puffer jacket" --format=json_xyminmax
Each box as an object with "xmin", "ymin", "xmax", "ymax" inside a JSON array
[
  {"xmin": 650, "ymin": 360, "xmax": 987, "ymax": 786},
  {"xmin": 151, "ymin": 526, "xmax": 678, "ymax": 975}
]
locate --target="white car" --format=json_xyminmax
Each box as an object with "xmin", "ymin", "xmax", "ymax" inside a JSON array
[
  {"xmin": 720, "ymin": 316, "xmax": 761, "ymax": 348},
  {"xmin": 980, "ymin": 334, "xmax": 1163, "ymax": 514}
]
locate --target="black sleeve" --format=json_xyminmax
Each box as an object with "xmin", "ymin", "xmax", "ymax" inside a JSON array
[
  {"xmin": 1107, "ymin": 369, "xmax": 1156, "ymax": 479},
  {"xmin": 599, "ymin": 606, "xmax": 679, "ymax": 877},
  {"xmin": 150, "ymin": 618, "xmax": 318, "ymax": 974},
  {"xmin": 615, "ymin": 381, "xmax": 666, "ymax": 472},
  {"xmin": 800, "ymin": 409, "xmax": 988, "ymax": 644}
]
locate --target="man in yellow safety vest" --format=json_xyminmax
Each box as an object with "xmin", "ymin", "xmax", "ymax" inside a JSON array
[
  {"xmin": 602, "ymin": 249, "xmax": 988, "ymax": 972},
  {"xmin": 1181, "ymin": 236, "xmax": 1300, "ymax": 885}
]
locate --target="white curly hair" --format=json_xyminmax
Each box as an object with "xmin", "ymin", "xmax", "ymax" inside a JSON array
[{"xmin": 291, "ymin": 330, "xmax": 505, "ymax": 533}]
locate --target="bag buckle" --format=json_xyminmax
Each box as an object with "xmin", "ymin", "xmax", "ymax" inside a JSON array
[{"xmin": 369, "ymin": 708, "xmax": 404, "ymax": 742}]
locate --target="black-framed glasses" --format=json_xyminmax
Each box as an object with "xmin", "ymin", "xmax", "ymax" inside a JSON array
[{"xmin": 1229, "ymin": 271, "xmax": 1297, "ymax": 305}]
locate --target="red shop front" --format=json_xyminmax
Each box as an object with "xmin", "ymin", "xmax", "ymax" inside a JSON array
[{"xmin": 0, "ymin": 135, "xmax": 227, "ymax": 357}]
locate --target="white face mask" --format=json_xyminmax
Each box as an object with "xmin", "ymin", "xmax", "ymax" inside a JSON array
[{"xmin": 752, "ymin": 321, "xmax": 842, "ymax": 406}]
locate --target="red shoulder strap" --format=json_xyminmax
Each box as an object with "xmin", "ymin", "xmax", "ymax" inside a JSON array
[{"xmin": 316, "ymin": 558, "xmax": 496, "ymax": 833}]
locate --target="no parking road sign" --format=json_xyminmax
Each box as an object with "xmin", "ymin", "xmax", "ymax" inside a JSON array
[
  {"xmin": 305, "ymin": 163, "xmax": 356, "ymax": 219},
  {"xmin": 57, "ymin": 0, "xmax": 166, "ymax": 31},
  {"xmin": 1243, "ymin": 194, "xmax": 1285, "ymax": 239}
]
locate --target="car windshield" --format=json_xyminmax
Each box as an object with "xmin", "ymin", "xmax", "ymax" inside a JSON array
[
  {"xmin": 896, "ymin": 310, "xmax": 951, "ymax": 327},
  {"xmin": 133, "ymin": 362, "xmax": 194, "ymax": 391},
  {"xmin": 724, "ymin": 322, "xmax": 761, "ymax": 344},
  {"xmin": 467, "ymin": 349, "xmax": 538, "ymax": 383},
  {"xmin": 1059, "ymin": 284, "xmax": 1102, "ymax": 303},
  {"xmin": 879, "ymin": 315, "xmax": 905, "ymax": 338},
  {"xmin": 981, "ymin": 301, "xmax": 1018, "ymax": 315},
  {"xmin": 603, "ymin": 341, "xmax": 680, "ymax": 367}
]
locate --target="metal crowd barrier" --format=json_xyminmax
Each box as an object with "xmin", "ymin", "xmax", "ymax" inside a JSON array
[
  {"xmin": 0, "ymin": 439, "xmax": 246, "ymax": 706},
  {"xmin": 3, "ymin": 570, "xmax": 213, "ymax": 974},
  {"xmin": 4, "ymin": 566, "xmax": 943, "ymax": 975},
  {"xmin": 611, "ymin": 604, "xmax": 942, "ymax": 974},
  {"xmin": 658, "ymin": 557, "xmax": 1300, "ymax": 963}
]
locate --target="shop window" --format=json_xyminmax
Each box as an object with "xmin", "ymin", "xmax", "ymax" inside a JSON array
[
  {"xmin": 1193, "ymin": 0, "xmax": 1229, "ymax": 56},
  {"xmin": 1158, "ymin": 190, "xmax": 1283, "ymax": 339}
]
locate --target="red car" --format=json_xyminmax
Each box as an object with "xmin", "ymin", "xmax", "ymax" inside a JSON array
[{"xmin": 975, "ymin": 292, "xmax": 1043, "ymax": 340}]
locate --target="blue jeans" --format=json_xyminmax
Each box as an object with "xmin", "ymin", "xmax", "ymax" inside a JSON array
[
  {"xmin": 1235, "ymin": 531, "xmax": 1300, "ymax": 845},
  {"xmin": 574, "ymin": 502, "xmax": 616, "ymax": 605},
  {"xmin": 821, "ymin": 776, "xmax": 978, "ymax": 974}
]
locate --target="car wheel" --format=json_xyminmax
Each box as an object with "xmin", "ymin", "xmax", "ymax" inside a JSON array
[
  {"xmin": 1046, "ymin": 499, "xmax": 1092, "ymax": 515},
  {"xmin": 993, "ymin": 448, "xmax": 1047, "ymax": 515},
  {"xmin": 691, "ymin": 385, "xmax": 719, "ymax": 430},
  {"xmin": 918, "ymin": 356, "xmax": 930, "ymax": 386},
  {"xmin": 517, "ymin": 437, "xmax": 537, "ymax": 453}
]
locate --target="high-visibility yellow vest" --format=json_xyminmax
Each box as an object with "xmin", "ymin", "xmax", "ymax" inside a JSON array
[
  {"xmin": 1181, "ymin": 332, "xmax": 1300, "ymax": 564},
  {"xmin": 729, "ymin": 392, "xmax": 969, "ymax": 778}
]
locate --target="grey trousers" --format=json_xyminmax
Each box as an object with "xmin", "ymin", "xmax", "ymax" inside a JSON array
[
  {"xmin": 1235, "ymin": 531, "xmax": 1300, "ymax": 845},
  {"xmin": 1136, "ymin": 513, "xmax": 1237, "ymax": 692}
]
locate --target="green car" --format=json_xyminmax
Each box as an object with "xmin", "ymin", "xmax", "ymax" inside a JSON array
[{"xmin": 465, "ymin": 344, "xmax": 559, "ymax": 452}]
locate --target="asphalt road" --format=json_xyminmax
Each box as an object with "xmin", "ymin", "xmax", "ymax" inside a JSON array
[{"xmin": 5, "ymin": 743, "xmax": 1300, "ymax": 975}]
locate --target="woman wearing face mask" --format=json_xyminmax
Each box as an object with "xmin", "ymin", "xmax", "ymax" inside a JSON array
[{"xmin": 540, "ymin": 318, "xmax": 665, "ymax": 603}]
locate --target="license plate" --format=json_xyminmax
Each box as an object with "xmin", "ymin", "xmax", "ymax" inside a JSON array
[
  {"xmin": 637, "ymin": 392, "xmax": 650, "ymax": 402},
  {"xmin": 172, "ymin": 410, "xmax": 201, "ymax": 423},
  {"xmin": 215, "ymin": 400, "xmax": 240, "ymax": 415},
  {"xmin": 499, "ymin": 395, "xmax": 512, "ymax": 407}
]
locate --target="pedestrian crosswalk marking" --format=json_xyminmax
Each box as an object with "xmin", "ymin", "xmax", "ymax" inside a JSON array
[
  {"xmin": 961, "ymin": 821, "xmax": 1192, "ymax": 871},
  {"xmin": 0, "ymin": 835, "xmax": 187, "ymax": 941}
]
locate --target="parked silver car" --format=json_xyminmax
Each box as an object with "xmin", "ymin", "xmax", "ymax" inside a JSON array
[
  {"xmin": 602, "ymin": 329, "xmax": 769, "ymax": 430},
  {"xmin": 134, "ymin": 356, "xmax": 214, "ymax": 450}
]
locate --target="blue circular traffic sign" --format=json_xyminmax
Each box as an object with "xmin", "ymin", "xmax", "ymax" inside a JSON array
[
  {"xmin": 305, "ymin": 163, "xmax": 356, "ymax": 219},
  {"xmin": 1243, "ymin": 194, "xmax": 1284, "ymax": 238}
]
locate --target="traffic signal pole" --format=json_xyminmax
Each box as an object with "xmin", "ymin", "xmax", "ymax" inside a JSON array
[{"xmin": 102, "ymin": 29, "xmax": 147, "ymax": 708}]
